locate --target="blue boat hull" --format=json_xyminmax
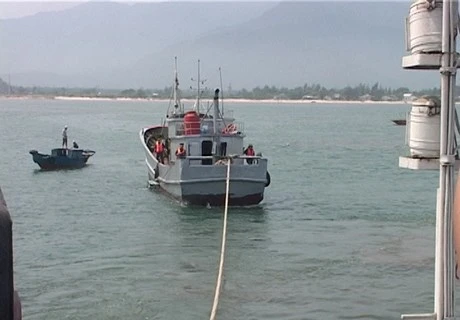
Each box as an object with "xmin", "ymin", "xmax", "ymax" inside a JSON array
[{"xmin": 29, "ymin": 148, "xmax": 95, "ymax": 170}]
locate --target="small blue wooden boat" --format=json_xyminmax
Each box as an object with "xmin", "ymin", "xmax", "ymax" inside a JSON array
[
  {"xmin": 392, "ymin": 119, "xmax": 407, "ymax": 126},
  {"xmin": 29, "ymin": 148, "xmax": 95, "ymax": 170}
]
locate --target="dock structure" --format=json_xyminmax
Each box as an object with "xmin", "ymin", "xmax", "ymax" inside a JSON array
[
  {"xmin": 0, "ymin": 188, "xmax": 21, "ymax": 320},
  {"xmin": 400, "ymin": 0, "xmax": 459, "ymax": 319}
]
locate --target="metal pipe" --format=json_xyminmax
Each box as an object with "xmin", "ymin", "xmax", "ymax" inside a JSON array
[
  {"xmin": 434, "ymin": 186, "xmax": 444, "ymax": 319},
  {"xmin": 435, "ymin": 0, "xmax": 457, "ymax": 318},
  {"xmin": 197, "ymin": 60, "xmax": 201, "ymax": 114},
  {"xmin": 213, "ymin": 88, "xmax": 221, "ymax": 158}
]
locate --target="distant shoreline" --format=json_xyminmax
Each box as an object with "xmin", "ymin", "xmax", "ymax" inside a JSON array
[{"xmin": 0, "ymin": 95, "xmax": 411, "ymax": 105}]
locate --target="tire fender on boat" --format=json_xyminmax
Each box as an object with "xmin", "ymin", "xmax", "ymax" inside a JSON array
[{"xmin": 265, "ymin": 171, "xmax": 271, "ymax": 187}]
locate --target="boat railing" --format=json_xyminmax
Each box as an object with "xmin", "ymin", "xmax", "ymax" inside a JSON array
[
  {"xmin": 175, "ymin": 121, "xmax": 245, "ymax": 136},
  {"xmin": 176, "ymin": 122, "xmax": 216, "ymax": 136},
  {"xmin": 222, "ymin": 110, "xmax": 234, "ymax": 119},
  {"xmin": 175, "ymin": 123, "xmax": 185, "ymax": 136},
  {"xmin": 184, "ymin": 155, "xmax": 264, "ymax": 160},
  {"xmin": 180, "ymin": 155, "xmax": 264, "ymax": 166}
]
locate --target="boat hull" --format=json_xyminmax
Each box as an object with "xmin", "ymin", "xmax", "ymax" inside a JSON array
[
  {"xmin": 30, "ymin": 149, "xmax": 95, "ymax": 170},
  {"xmin": 32, "ymin": 158, "xmax": 88, "ymax": 170},
  {"xmin": 161, "ymin": 178, "xmax": 266, "ymax": 206}
]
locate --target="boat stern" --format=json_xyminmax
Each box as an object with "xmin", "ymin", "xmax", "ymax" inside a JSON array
[{"xmin": 177, "ymin": 157, "xmax": 269, "ymax": 206}]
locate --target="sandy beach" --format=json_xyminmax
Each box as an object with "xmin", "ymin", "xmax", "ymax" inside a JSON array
[
  {"xmin": 0, "ymin": 95, "xmax": 409, "ymax": 105},
  {"xmin": 53, "ymin": 96, "xmax": 409, "ymax": 105}
]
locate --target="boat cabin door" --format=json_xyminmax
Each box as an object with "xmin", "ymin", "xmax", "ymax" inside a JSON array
[
  {"xmin": 220, "ymin": 142, "xmax": 227, "ymax": 156},
  {"xmin": 201, "ymin": 140, "xmax": 213, "ymax": 165}
]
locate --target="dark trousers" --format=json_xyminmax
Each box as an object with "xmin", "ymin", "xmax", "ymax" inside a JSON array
[{"xmin": 156, "ymin": 152, "xmax": 164, "ymax": 164}]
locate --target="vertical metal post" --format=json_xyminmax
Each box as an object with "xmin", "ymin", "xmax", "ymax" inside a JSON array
[
  {"xmin": 436, "ymin": 0, "xmax": 457, "ymax": 318},
  {"xmin": 401, "ymin": 1, "xmax": 458, "ymax": 320},
  {"xmin": 213, "ymin": 88, "xmax": 221, "ymax": 158},
  {"xmin": 197, "ymin": 59, "xmax": 201, "ymax": 114}
]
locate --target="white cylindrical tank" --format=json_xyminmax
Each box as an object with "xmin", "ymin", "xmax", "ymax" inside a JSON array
[
  {"xmin": 406, "ymin": 0, "xmax": 445, "ymax": 54},
  {"xmin": 408, "ymin": 96, "xmax": 441, "ymax": 158}
]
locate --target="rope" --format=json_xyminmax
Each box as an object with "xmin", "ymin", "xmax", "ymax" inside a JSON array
[{"xmin": 209, "ymin": 160, "xmax": 231, "ymax": 320}]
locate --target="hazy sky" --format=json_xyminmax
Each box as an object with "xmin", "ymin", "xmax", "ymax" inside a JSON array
[
  {"xmin": 0, "ymin": 1, "xmax": 150, "ymax": 19},
  {"xmin": 0, "ymin": 0, "xmax": 405, "ymax": 19},
  {"xmin": 0, "ymin": 1, "xmax": 256, "ymax": 19},
  {"xmin": 1, "ymin": 0, "xmax": 421, "ymax": 89},
  {"xmin": 0, "ymin": 0, "xmax": 259, "ymax": 19},
  {"xmin": 0, "ymin": 2, "xmax": 81, "ymax": 19}
]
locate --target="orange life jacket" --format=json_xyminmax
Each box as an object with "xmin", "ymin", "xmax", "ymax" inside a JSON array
[
  {"xmin": 176, "ymin": 147, "xmax": 186, "ymax": 156},
  {"xmin": 155, "ymin": 141, "xmax": 164, "ymax": 154},
  {"xmin": 246, "ymin": 148, "xmax": 255, "ymax": 156}
]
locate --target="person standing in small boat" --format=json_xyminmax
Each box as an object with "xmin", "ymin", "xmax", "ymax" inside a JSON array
[
  {"xmin": 62, "ymin": 125, "xmax": 68, "ymax": 148},
  {"xmin": 243, "ymin": 144, "xmax": 255, "ymax": 164},
  {"xmin": 154, "ymin": 138, "xmax": 165, "ymax": 163},
  {"xmin": 72, "ymin": 140, "xmax": 79, "ymax": 149},
  {"xmin": 175, "ymin": 143, "xmax": 186, "ymax": 158}
]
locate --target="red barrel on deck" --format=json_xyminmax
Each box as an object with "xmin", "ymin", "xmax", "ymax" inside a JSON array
[{"xmin": 183, "ymin": 111, "xmax": 201, "ymax": 135}]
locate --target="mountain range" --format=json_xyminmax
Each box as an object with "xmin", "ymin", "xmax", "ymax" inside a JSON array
[{"xmin": 0, "ymin": 1, "xmax": 441, "ymax": 90}]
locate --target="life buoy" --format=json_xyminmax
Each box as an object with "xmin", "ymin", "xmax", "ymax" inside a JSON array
[
  {"xmin": 265, "ymin": 171, "xmax": 271, "ymax": 187},
  {"xmin": 222, "ymin": 123, "xmax": 237, "ymax": 134}
]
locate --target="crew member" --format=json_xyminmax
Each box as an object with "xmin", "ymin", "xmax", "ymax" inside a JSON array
[
  {"xmin": 154, "ymin": 138, "xmax": 165, "ymax": 163},
  {"xmin": 243, "ymin": 144, "xmax": 255, "ymax": 164},
  {"xmin": 62, "ymin": 125, "xmax": 68, "ymax": 148},
  {"xmin": 175, "ymin": 143, "xmax": 186, "ymax": 158}
]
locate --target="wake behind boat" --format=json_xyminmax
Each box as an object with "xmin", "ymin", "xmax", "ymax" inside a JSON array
[
  {"xmin": 29, "ymin": 148, "xmax": 95, "ymax": 170},
  {"xmin": 139, "ymin": 59, "xmax": 270, "ymax": 206}
]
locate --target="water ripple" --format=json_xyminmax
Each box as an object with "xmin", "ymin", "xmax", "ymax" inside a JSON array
[{"xmin": 0, "ymin": 100, "xmax": 452, "ymax": 319}]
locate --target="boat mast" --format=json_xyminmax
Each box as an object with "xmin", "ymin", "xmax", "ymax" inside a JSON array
[
  {"xmin": 196, "ymin": 59, "xmax": 201, "ymax": 114},
  {"xmin": 213, "ymin": 88, "xmax": 221, "ymax": 158},
  {"xmin": 190, "ymin": 59, "xmax": 201, "ymax": 114},
  {"xmin": 219, "ymin": 67, "xmax": 224, "ymax": 116},
  {"xmin": 173, "ymin": 56, "xmax": 182, "ymax": 114}
]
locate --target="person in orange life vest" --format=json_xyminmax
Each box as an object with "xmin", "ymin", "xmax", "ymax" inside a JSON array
[
  {"xmin": 243, "ymin": 144, "xmax": 255, "ymax": 164},
  {"xmin": 154, "ymin": 138, "xmax": 165, "ymax": 163},
  {"xmin": 175, "ymin": 143, "xmax": 186, "ymax": 158}
]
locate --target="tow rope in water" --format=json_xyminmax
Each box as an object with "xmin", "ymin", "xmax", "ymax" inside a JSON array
[{"xmin": 209, "ymin": 159, "xmax": 231, "ymax": 320}]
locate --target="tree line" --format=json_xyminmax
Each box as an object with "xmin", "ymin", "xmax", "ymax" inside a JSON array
[{"xmin": 0, "ymin": 77, "xmax": 445, "ymax": 101}]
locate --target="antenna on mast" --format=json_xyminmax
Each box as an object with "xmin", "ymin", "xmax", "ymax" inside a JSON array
[
  {"xmin": 190, "ymin": 59, "xmax": 207, "ymax": 114},
  {"xmin": 219, "ymin": 67, "xmax": 224, "ymax": 115}
]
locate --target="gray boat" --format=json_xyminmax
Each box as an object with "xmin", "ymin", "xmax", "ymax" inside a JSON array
[{"xmin": 139, "ymin": 59, "xmax": 270, "ymax": 206}]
